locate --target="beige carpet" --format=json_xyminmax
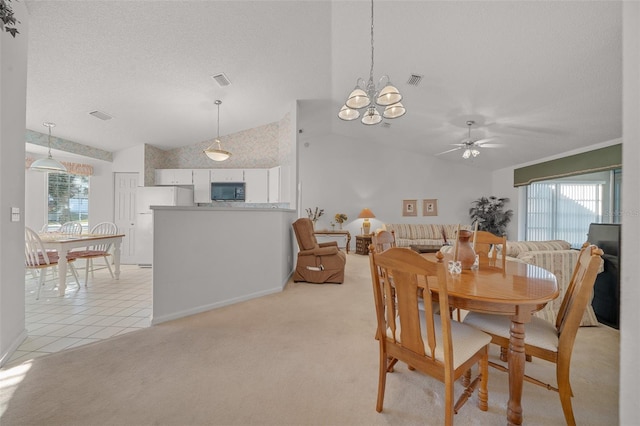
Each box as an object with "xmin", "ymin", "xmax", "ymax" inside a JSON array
[{"xmin": 0, "ymin": 254, "xmax": 619, "ymax": 425}]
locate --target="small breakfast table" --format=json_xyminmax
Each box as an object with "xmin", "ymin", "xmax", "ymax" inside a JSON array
[
  {"xmin": 38, "ymin": 232, "xmax": 126, "ymax": 296},
  {"xmin": 422, "ymin": 252, "xmax": 558, "ymax": 426}
]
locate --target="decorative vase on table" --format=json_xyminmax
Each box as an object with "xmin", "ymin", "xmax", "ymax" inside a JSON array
[{"xmin": 456, "ymin": 229, "xmax": 476, "ymax": 270}]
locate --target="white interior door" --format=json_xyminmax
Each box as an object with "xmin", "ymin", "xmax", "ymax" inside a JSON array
[{"xmin": 114, "ymin": 173, "xmax": 138, "ymax": 264}]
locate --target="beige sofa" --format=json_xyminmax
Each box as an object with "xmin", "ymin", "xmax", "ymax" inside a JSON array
[
  {"xmin": 383, "ymin": 223, "xmax": 473, "ymax": 247},
  {"xmin": 442, "ymin": 239, "xmax": 601, "ymax": 326}
]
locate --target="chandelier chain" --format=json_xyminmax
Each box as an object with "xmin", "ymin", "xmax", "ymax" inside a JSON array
[{"xmin": 369, "ymin": 0, "xmax": 374, "ymax": 84}]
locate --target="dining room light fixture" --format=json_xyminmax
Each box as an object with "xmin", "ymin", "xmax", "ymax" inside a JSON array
[
  {"xmin": 30, "ymin": 122, "xmax": 67, "ymax": 173},
  {"xmin": 204, "ymin": 100, "xmax": 232, "ymax": 162},
  {"xmin": 337, "ymin": 0, "xmax": 406, "ymax": 125}
]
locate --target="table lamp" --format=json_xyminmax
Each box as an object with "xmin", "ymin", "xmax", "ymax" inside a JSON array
[{"xmin": 358, "ymin": 208, "xmax": 375, "ymax": 235}]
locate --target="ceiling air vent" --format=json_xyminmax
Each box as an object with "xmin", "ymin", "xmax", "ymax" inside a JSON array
[
  {"xmin": 89, "ymin": 110, "xmax": 113, "ymax": 121},
  {"xmin": 407, "ymin": 74, "xmax": 423, "ymax": 86},
  {"xmin": 211, "ymin": 73, "xmax": 231, "ymax": 87}
]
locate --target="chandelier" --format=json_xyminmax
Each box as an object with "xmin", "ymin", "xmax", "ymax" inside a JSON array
[
  {"xmin": 30, "ymin": 122, "xmax": 67, "ymax": 173},
  {"xmin": 337, "ymin": 0, "xmax": 406, "ymax": 125},
  {"xmin": 204, "ymin": 100, "xmax": 232, "ymax": 162}
]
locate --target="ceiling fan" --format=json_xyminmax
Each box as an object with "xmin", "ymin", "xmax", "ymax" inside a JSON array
[{"xmin": 436, "ymin": 120, "xmax": 503, "ymax": 159}]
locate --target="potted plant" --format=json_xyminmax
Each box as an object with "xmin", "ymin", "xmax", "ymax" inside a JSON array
[
  {"xmin": 1, "ymin": 0, "xmax": 20, "ymax": 37},
  {"xmin": 334, "ymin": 213, "xmax": 348, "ymax": 230},
  {"xmin": 469, "ymin": 196, "xmax": 513, "ymax": 237}
]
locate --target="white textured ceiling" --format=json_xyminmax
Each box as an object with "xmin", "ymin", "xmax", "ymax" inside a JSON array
[{"xmin": 24, "ymin": 1, "xmax": 622, "ymax": 171}]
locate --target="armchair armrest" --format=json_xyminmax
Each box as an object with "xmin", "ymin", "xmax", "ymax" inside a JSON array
[
  {"xmin": 318, "ymin": 241, "xmax": 339, "ymax": 248},
  {"xmin": 298, "ymin": 246, "xmax": 340, "ymax": 256}
]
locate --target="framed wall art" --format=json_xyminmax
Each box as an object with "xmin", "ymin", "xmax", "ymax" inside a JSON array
[
  {"xmin": 423, "ymin": 199, "xmax": 438, "ymax": 216},
  {"xmin": 402, "ymin": 199, "xmax": 417, "ymax": 217}
]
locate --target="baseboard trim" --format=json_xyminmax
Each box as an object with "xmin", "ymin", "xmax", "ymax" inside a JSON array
[
  {"xmin": 151, "ymin": 286, "xmax": 283, "ymax": 325},
  {"xmin": 0, "ymin": 328, "xmax": 28, "ymax": 368}
]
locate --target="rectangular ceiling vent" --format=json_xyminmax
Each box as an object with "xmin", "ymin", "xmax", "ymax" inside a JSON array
[
  {"xmin": 407, "ymin": 74, "xmax": 423, "ymax": 86},
  {"xmin": 211, "ymin": 73, "xmax": 231, "ymax": 87},
  {"xmin": 89, "ymin": 110, "xmax": 113, "ymax": 121}
]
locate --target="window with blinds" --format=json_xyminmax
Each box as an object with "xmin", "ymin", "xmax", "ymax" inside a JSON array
[
  {"xmin": 47, "ymin": 173, "xmax": 90, "ymax": 231},
  {"xmin": 524, "ymin": 169, "xmax": 620, "ymax": 247}
]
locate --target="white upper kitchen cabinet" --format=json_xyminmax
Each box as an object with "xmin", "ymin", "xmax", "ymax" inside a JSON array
[
  {"xmin": 268, "ymin": 166, "xmax": 280, "ymax": 203},
  {"xmin": 155, "ymin": 169, "xmax": 193, "ymax": 185},
  {"xmin": 210, "ymin": 169, "xmax": 244, "ymax": 182},
  {"xmin": 192, "ymin": 169, "xmax": 212, "ymax": 203},
  {"xmin": 244, "ymin": 169, "xmax": 268, "ymax": 203}
]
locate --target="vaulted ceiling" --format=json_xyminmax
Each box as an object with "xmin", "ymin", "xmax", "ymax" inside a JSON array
[{"xmin": 24, "ymin": 1, "xmax": 622, "ymax": 170}]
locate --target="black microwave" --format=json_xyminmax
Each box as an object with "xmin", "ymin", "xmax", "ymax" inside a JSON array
[{"xmin": 211, "ymin": 182, "xmax": 245, "ymax": 201}]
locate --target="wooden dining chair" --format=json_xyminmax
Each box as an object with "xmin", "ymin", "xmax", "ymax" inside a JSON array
[
  {"xmin": 471, "ymin": 230, "xmax": 507, "ymax": 270},
  {"xmin": 371, "ymin": 229, "xmax": 396, "ymax": 253},
  {"xmin": 25, "ymin": 227, "xmax": 81, "ymax": 299},
  {"xmin": 462, "ymin": 243, "xmax": 603, "ymax": 426},
  {"xmin": 369, "ymin": 247, "xmax": 491, "ymax": 425},
  {"xmin": 68, "ymin": 222, "xmax": 118, "ymax": 285}
]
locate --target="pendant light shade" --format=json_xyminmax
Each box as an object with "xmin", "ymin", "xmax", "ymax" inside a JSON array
[
  {"xmin": 204, "ymin": 100, "xmax": 232, "ymax": 162},
  {"xmin": 30, "ymin": 122, "xmax": 67, "ymax": 173}
]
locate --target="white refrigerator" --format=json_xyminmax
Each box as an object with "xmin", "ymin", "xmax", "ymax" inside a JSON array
[{"xmin": 136, "ymin": 186, "xmax": 194, "ymax": 267}]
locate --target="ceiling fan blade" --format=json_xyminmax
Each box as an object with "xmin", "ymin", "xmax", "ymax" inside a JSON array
[
  {"xmin": 435, "ymin": 147, "xmax": 462, "ymax": 156},
  {"xmin": 477, "ymin": 143, "xmax": 505, "ymax": 148}
]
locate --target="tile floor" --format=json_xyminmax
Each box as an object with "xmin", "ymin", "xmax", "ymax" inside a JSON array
[{"xmin": 7, "ymin": 264, "xmax": 152, "ymax": 367}]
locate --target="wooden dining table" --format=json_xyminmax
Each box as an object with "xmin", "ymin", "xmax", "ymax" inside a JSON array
[
  {"xmin": 422, "ymin": 252, "xmax": 559, "ymax": 426},
  {"xmin": 38, "ymin": 232, "xmax": 126, "ymax": 296}
]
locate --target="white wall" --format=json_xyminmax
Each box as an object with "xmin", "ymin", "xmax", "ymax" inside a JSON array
[
  {"xmin": 620, "ymin": 2, "xmax": 639, "ymax": 422},
  {"xmin": 0, "ymin": 0, "xmax": 29, "ymax": 366},
  {"xmin": 298, "ymin": 132, "xmax": 492, "ymax": 247}
]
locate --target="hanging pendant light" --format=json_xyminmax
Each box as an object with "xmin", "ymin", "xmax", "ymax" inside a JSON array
[
  {"xmin": 30, "ymin": 122, "xmax": 67, "ymax": 173},
  {"xmin": 204, "ymin": 100, "xmax": 231, "ymax": 162},
  {"xmin": 338, "ymin": 0, "xmax": 406, "ymax": 125}
]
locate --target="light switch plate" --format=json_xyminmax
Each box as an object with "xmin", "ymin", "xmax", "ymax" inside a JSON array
[{"xmin": 11, "ymin": 207, "xmax": 20, "ymax": 222}]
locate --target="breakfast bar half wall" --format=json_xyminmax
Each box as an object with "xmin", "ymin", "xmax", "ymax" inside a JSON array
[{"xmin": 151, "ymin": 206, "xmax": 297, "ymax": 324}]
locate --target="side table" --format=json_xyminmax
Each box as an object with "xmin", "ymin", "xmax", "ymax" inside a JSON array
[
  {"xmin": 355, "ymin": 235, "xmax": 373, "ymax": 255},
  {"xmin": 313, "ymin": 230, "xmax": 351, "ymax": 254}
]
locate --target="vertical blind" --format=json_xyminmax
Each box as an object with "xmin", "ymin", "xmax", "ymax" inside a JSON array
[{"xmin": 526, "ymin": 181, "xmax": 602, "ymax": 247}]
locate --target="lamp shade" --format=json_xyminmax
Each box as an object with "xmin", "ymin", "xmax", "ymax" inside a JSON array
[
  {"xmin": 361, "ymin": 107, "xmax": 382, "ymax": 125},
  {"xmin": 338, "ymin": 104, "xmax": 360, "ymax": 121},
  {"xmin": 358, "ymin": 208, "xmax": 376, "ymax": 219},
  {"xmin": 376, "ymin": 83, "xmax": 402, "ymax": 106},
  {"xmin": 383, "ymin": 102, "xmax": 406, "ymax": 119},
  {"xmin": 30, "ymin": 156, "xmax": 67, "ymax": 173},
  {"xmin": 346, "ymin": 87, "xmax": 371, "ymax": 109}
]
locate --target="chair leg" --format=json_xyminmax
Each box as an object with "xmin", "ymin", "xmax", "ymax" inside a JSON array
[
  {"xmin": 376, "ymin": 349, "xmax": 388, "ymax": 413},
  {"xmin": 69, "ymin": 263, "xmax": 81, "ymax": 290},
  {"xmin": 557, "ymin": 360, "xmax": 577, "ymax": 426},
  {"xmin": 36, "ymin": 269, "xmax": 46, "ymax": 300},
  {"xmin": 85, "ymin": 258, "xmax": 90, "ymax": 287},
  {"xmin": 103, "ymin": 255, "xmax": 114, "ymax": 278}
]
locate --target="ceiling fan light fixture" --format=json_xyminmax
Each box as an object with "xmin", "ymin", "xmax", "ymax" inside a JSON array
[
  {"xmin": 338, "ymin": 104, "xmax": 360, "ymax": 121},
  {"xmin": 203, "ymin": 100, "xmax": 232, "ymax": 162},
  {"xmin": 471, "ymin": 149, "xmax": 480, "ymax": 157},
  {"xmin": 30, "ymin": 122, "xmax": 67, "ymax": 173},
  {"xmin": 462, "ymin": 149, "xmax": 472, "ymax": 159}
]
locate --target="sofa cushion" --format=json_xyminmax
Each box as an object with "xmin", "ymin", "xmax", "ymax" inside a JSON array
[
  {"xmin": 506, "ymin": 240, "xmax": 571, "ymax": 258},
  {"xmin": 411, "ymin": 224, "xmax": 442, "ymax": 240},
  {"xmin": 384, "ymin": 224, "xmax": 413, "ymax": 240}
]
